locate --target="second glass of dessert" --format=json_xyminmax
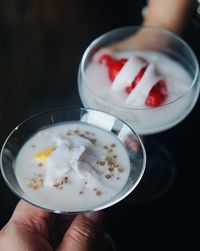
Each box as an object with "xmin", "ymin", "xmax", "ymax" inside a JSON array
[
  {"xmin": 0, "ymin": 107, "xmax": 146, "ymax": 213},
  {"xmin": 78, "ymin": 26, "xmax": 200, "ymax": 201}
]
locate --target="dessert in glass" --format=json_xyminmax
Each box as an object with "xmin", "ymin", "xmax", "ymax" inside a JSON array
[
  {"xmin": 78, "ymin": 26, "xmax": 200, "ymax": 201},
  {"xmin": 0, "ymin": 107, "xmax": 146, "ymax": 213}
]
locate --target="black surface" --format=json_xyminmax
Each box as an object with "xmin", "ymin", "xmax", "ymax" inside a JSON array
[{"xmin": 0, "ymin": 1, "xmax": 200, "ymax": 250}]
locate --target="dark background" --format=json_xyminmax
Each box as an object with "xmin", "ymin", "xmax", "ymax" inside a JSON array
[{"xmin": 0, "ymin": 1, "xmax": 200, "ymax": 250}]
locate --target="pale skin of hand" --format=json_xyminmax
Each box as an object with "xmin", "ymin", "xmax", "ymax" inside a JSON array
[
  {"xmin": 94, "ymin": 0, "xmax": 196, "ymax": 59},
  {"xmin": 143, "ymin": 0, "xmax": 196, "ymax": 35},
  {"xmin": 0, "ymin": 200, "xmax": 112, "ymax": 251}
]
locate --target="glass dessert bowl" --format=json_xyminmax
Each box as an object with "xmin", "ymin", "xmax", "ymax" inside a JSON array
[
  {"xmin": 78, "ymin": 26, "xmax": 200, "ymax": 201},
  {"xmin": 0, "ymin": 107, "xmax": 146, "ymax": 213}
]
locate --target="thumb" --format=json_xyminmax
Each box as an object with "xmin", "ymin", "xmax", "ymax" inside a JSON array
[{"xmin": 56, "ymin": 212, "xmax": 104, "ymax": 251}]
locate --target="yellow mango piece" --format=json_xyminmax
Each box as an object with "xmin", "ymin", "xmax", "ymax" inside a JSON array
[{"xmin": 34, "ymin": 147, "xmax": 55, "ymax": 160}]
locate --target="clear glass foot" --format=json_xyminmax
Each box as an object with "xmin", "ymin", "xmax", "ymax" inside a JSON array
[{"xmin": 125, "ymin": 139, "xmax": 176, "ymax": 203}]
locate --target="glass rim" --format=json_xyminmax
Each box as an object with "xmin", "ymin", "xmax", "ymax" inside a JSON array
[
  {"xmin": 79, "ymin": 25, "xmax": 200, "ymax": 111},
  {"xmin": 0, "ymin": 106, "xmax": 146, "ymax": 213}
]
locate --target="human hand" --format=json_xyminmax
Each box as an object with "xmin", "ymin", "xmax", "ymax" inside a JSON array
[
  {"xmin": 93, "ymin": 27, "xmax": 170, "ymax": 62},
  {"xmin": 0, "ymin": 200, "xmax": 114, "ymax": 251},
  {"xmin": 94, "ymin": 0, "xmax": 196, "ymax": 61}
]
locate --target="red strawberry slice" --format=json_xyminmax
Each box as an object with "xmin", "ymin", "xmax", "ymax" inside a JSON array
[
  {"xmin": 145, "ymin": 92, "xmax": 162, "ymax": 107},
  {"xmin": 99, "ymin": 54, "xmax": 168, "ymax": 107},
  {"xmin": 99, "ymin": 54, "xmax": 128, "ymax": 82},
  {"xmin": 125, "ymin": 66, "xmax": 147, "ymax": 94},
  {"xmin": 124, "ymin": 64, "xmax": 167, "ymax": 107},
  {"xmin": 108, "ymin": 58, "xmax": 127, "ymax": 81},
  {"xmin": 99, "ymin": 54, "xmax": 114, "ymax": 66},
  {"xmin": 145, "ymin": 80, "xmax": 167, "ymax": 107}
]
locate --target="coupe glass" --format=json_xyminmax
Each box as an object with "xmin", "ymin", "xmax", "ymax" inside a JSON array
[
  {"xmin": 78, "ymin": 26, "xmax": 200, "ymax": 202},
  {"xmin": 0, "ymin": 107, "xmax": 146, "ymax": 213}
]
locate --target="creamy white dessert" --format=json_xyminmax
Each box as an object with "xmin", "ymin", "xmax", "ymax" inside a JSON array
[
  {"xmin": 14, "ymin": 122, "xmax": 130, "ymax": 212},
  {"xmin": 79, "ymin": 51, "xmax": 198, "ymax": 135}
]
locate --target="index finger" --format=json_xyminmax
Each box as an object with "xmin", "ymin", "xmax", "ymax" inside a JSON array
[{"xmin": 10, "ymin": 199, "xmax": 55, "ymax": 235}]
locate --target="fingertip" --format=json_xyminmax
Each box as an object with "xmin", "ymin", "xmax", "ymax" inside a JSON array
[{"xmin": 83, "ymin": 210, "xmax": 104, "ymax": 223}]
